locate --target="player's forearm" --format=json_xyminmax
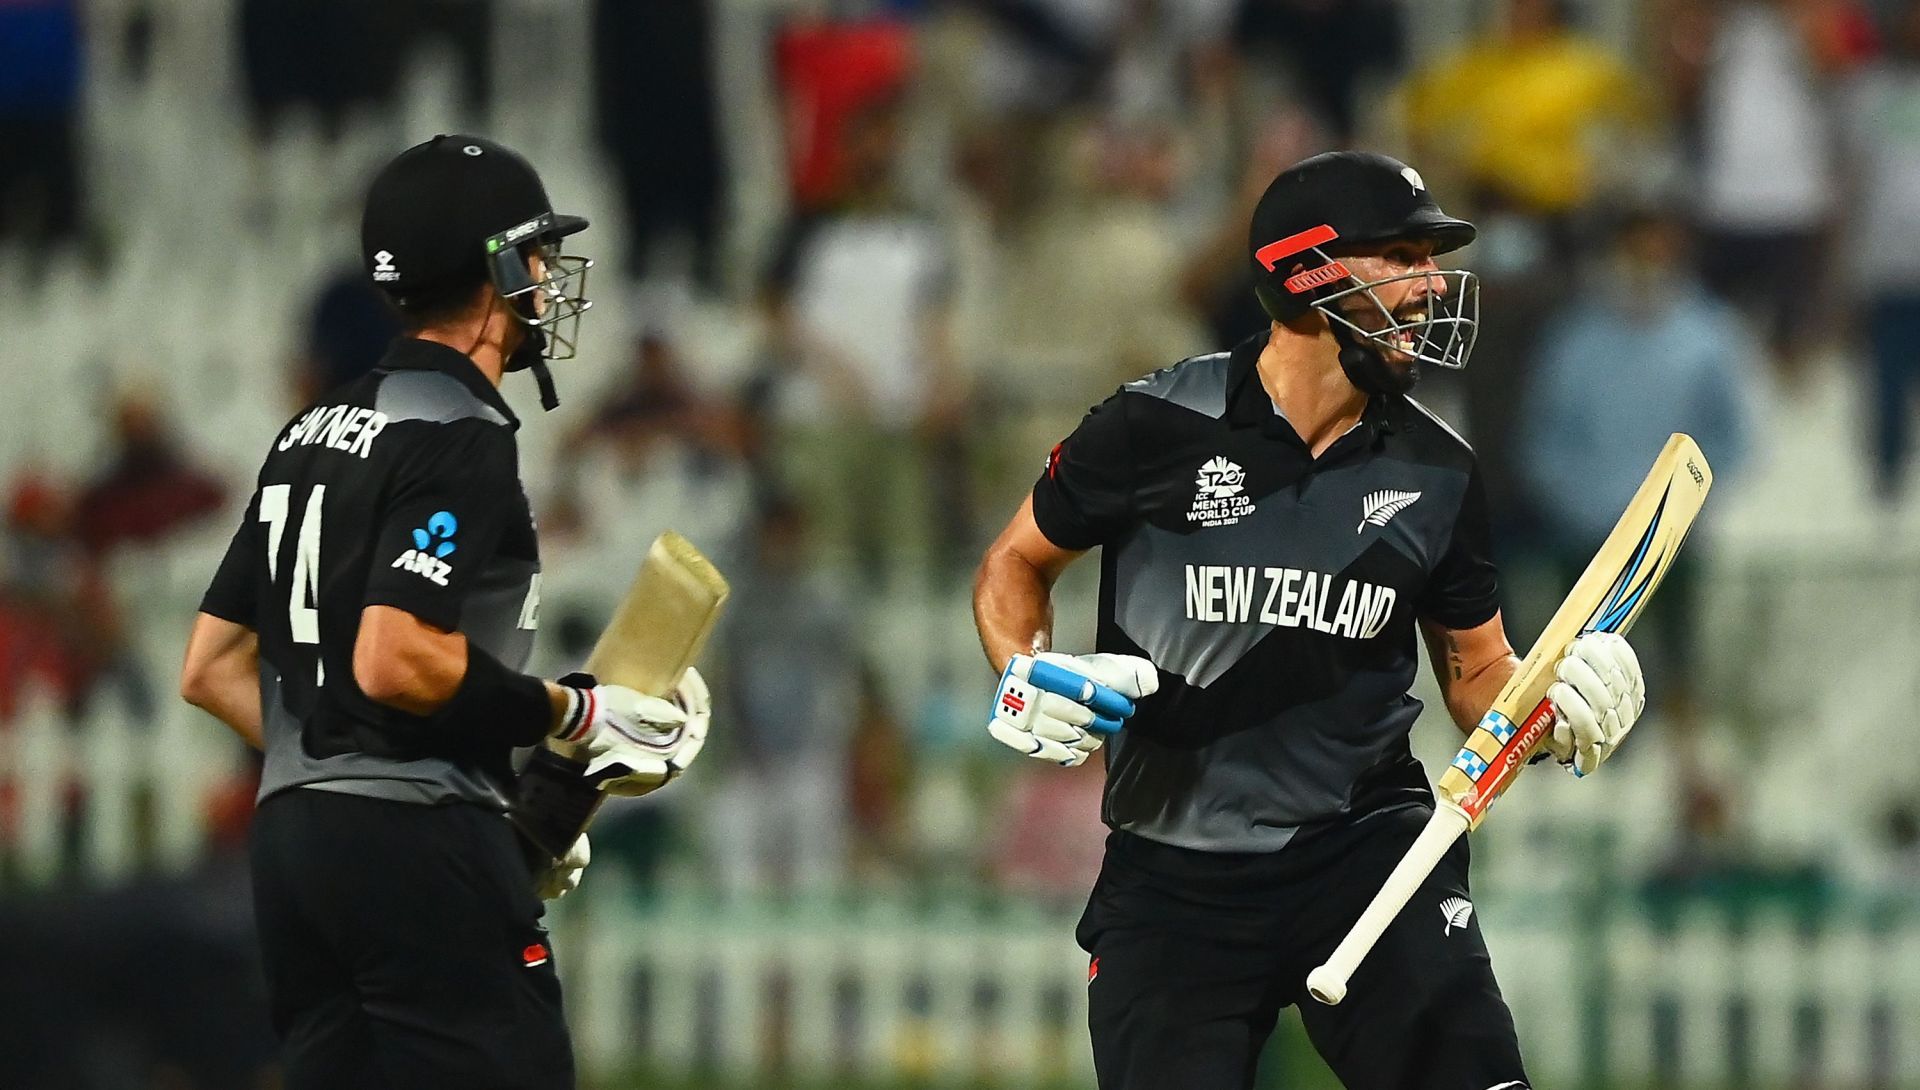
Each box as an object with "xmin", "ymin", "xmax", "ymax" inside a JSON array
[
  {"xmin": 180, "ymin": 614, "xmax": 265, "ymax": 750},
  {"xmin": 1447, "ymin": 654, "xmax": 1520, "ymax": 735},
  {"xmin": 973, "ymin": 547, "xmax": 1056, "ymax": 675}
]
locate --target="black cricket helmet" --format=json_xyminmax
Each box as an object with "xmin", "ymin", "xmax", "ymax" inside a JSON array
[
  {"xmin": 361, "ymin": 134, "xmax": 593, "ymax": 409},
  {"xmin": 1249, "ymin": 151, "xmax": 1479, "ymax": 373}
]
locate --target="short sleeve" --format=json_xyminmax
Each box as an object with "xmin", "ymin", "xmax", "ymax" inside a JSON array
[
  {"xmin": 199, "ymin": 492, "xmax": 261, "ymax": 625},
  {"xmin": 1030, "ymin": 393, "xmax": 1138, "ymax": 550},
  {"xmin": 362, "ymin": 422, "xmax": 518, "ymax": 630},
  {"xmin": 1418, "ymin": 463, "xmax": 1501, "ymax": 630}
]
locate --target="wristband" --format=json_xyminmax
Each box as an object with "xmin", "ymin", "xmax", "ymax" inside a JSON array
[
  {"xmin": 556, "ymin": 685, "xmax": 595, "ymax": 743},
  {"xmin": 435, "ymin": 643, "xmax": 553, "ymax": 749}
]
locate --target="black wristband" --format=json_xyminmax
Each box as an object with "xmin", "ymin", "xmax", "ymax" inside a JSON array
[{"xmin": 435, "ymin": 644, "xmax": 553, "ymax": 749}]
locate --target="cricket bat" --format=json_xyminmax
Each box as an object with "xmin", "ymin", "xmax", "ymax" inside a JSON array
[
  {"xmin": 511, "ymin": 531, "xmax": 730, "ymax": 862},
  {"xmin": 1305, "ymin": 434, "xmax": 1712, "ymax": 1005}
]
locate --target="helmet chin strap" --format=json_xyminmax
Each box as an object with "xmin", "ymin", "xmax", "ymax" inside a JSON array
[
  {"xmin": 1329, "ymin": 317, "xmax": 1418, "ymax": 397},
  {"xmin": 506, "ymin": 325, "xmax": 560, "ymax": 410}
]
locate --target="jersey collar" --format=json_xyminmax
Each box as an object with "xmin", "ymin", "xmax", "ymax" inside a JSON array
[
  {"xmin": 1223, "ymin": 331, "xmax": 1396, "ymax": 448},
  {"xmin": 378, "ymin": 337, "xmax": 523, "ymax": 430}
]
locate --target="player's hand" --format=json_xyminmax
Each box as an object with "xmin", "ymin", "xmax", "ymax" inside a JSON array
[
  {"xmin": 988, "ymin": 652, "xmax": 1158, "ymax": 767},
  {"xmin": 553, "ymin": 673, "xmax": 690, "ymax": 787},
  {"xmin": 1544, "ymin": 632, "xmax": 1645, "ymax": 777},
  {"xmin": 600, "ymin": 667, "xmax": 710, "ymax": 797},
  {"xmin": 535, "ymin": 833, "xmax": 590, "ymax": 901}
]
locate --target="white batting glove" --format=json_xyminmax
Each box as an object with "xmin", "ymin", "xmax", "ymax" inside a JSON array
[
  {"xmin": 601, "ymin": 667, "xmax": 711, "ymax": 797},
  {"xmin": 553, "ymin": 669, "xmax": 709, "ymax": 793},
  {"xmin": 988, "ymin": 652, "xmax": 1158, "ymax": 767},
  {"xmin": 535, "ymin": 833, "xmax": 590, "ymax": 901},
  {"xmin": 1544, "ymin": 632, "xmax": 1646, "ymax": 777}
]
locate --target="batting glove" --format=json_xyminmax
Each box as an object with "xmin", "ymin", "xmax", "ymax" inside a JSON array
[
  {"xmin": 988, "ymin": 652, "xmax": 1158, "ymax": 767},
  {"xmin": 604, "ymin": 666, "xmax": 711, "ymax": 797},
  {"xmin": 553, "ymin": 667, "xmax": 710, "ymax": 795},
  {"xmin": 535, "ymin": 833, "xmax": 591, "ymax": 901},
  {"xmin": 1544, "ymin": 632, "xmax": 1646, "ymax": 777}
]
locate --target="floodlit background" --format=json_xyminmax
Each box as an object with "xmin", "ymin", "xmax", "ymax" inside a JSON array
[{"xmin": 2, "ymin": 0, "xmax": 1919, "ymax": 1086}]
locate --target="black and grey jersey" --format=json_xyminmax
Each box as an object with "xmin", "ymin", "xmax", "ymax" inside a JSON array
[
  {"xmin": 200, "ymin": 339, "xmax": 541, "ymax": 809},
  {"xmin": 1032, "ymin": 334, "xmax": 1500, "ymax": 853}
]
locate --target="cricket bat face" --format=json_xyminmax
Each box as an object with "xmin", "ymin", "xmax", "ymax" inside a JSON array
[
  {"xmin": 584, "ymin": 530, "xmax": 731, "ymax": 696},
  {"xmin": 514, "ymin": 531, "xmax": 731, "ymax": 861},
  {"xmin": 1439, "ymin": 433, "xmax": 1712, "ymax": 828}
]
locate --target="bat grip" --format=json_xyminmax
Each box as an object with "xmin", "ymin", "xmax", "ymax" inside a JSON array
[
  {"xmin": 1305, "ymin": 804, "xmax": 1469, "ymax": 1005},
  {"xmin": 511, "ymin": 746, "xmax": 607, "ymax": 865}
]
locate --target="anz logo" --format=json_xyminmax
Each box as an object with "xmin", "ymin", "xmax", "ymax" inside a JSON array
[{"xmin": 393, "ymin": 510, "xmax": 458, "ymax": 587}]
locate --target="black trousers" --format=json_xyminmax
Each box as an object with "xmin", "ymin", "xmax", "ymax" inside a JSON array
[
  {"xmin": 1078, "ymin": 807, "xmax": 1529, "ymax": 1090},
  {"xmin": 250, "ymin": 789, "xmax": 574, "ymax": 1089}
]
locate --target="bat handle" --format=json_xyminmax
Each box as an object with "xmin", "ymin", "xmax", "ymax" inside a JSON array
[{"xmin": 1305, "ymin": 804, "xmax": 1469, "ymax": 1005}]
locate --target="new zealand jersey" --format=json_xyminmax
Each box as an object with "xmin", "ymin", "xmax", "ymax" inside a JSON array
[
  {"xmin": 1032, "ymin": 335, "xmax": 1499, "ymax": 852},
  {"xmin": 199, "ymin": 339, "xmax": 541, "ymax": 808}
]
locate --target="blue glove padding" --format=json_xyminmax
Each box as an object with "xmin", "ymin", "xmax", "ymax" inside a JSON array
[
  {"xmin": 1025, "ymin": 658, "xmax": 1135, "ymax": 731},
  {"xmin": 988, "ymin": 652, "xmax": 1159, "ymax": 767}
]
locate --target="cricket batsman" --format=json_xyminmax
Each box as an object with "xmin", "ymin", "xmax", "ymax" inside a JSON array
[
  {"xmin": 178, "ymin": 135, "xmax": 709, "ymax": 1088},
  {"xmin": 973, "ymin": 151, "xmax": 1648, "ymax": 1089}
]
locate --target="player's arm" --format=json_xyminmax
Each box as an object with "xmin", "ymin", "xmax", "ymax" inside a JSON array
[
  {"xmin": 180, "ymin": 613, "xmax": 265, "ymax": 750},
  {"xmin": 186, "ymin": 494, "xmax": 266, "ymax": 747},
  {"xmin": 352, "ymin": 604, "xmax": 570, "ymax": 721},
  {"xmin": 360, "ymin": 425, "xmax": 694, "ymax": 767},
  {"xmin": 1418, "ymin": 614, "xmax": 1519, "ymax": 736},
  {"xmin": 974, "ymin": 396, "xmax": 1157, "ymax": 767},
  {"xmin": 973, "ymin": 496, "xmax": 1081, "ymax": 673}
]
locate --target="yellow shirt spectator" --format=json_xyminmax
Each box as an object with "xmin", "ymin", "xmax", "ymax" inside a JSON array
[{"xmin": 1404, "ymin": 29, "xmax": 1650, "ymax": 214}]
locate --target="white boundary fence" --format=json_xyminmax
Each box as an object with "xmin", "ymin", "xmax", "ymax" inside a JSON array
[
  {"xmin": 556, "ymin": 884, "xmax": 1920, "ymax": 1088},
  {"xmin": 0, "ymin": 686, "xmax": 247, "ymax": 888},
  {"xmin": 560, "ymin": 884, "xmax": 1097, "ymax": 1084}
]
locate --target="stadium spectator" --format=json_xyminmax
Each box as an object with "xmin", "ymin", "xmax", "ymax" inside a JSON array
[
  {"xmin": 1840, "ymin": 0, "xmax": 1920, "ymax": 499},
  {"xmin": 1180, "ymin": 107, "xmax": 1328, "ymax": 350},
  {"xmin": 559, "ymin": 331, "xmax": 748, "ymax": 476},
  {"xmin": 0, "ymin": 0, "xmax": 82, "ymax": 246},
  {"xmin": 294, "ymin": 267, "xmax": 402, "ymax": 404},
  {"xmin": 545, "ymin": 330, "xmax": 751, "ymax": 553},
  {"xmin": 1679, "ymin": 0, "xmax": 1845, "ymax": 371},
  {"xmin": 763, "ymin": 94, "xmax": 969, "ymax": 577},
  {"xmin": 1438, "ymin": 188, "xmax": 1574, "ymax": 578},
  {"xmin": 1233, "ymin": 0, "xmax": 1405, "ymax": 141},
  {"xmin": 971, "ymin": 116, "xmax": 1211, "ymax": 513},
  {"xmin": 592, "ymin": 0, "xmax": 726, "ymax": 286},
  {"xmin": 72, "ymin": 394, "xmax": 227, "ymax": 556},
  {"xmin": 1403, "ymin": 0, "xmax": 1650, "ymax": 229},
  {"xmin": 1515, "ymin": 206, "xmax": 1756, "ymax": 709},
  {"xmin": 0, "ymin": 477, "xmax": 95, "ymax": 719},
  {"xmin": 775, "ymin": 16, "xmax": 917, "ymax": 211},
  {"xmin": 708, "ymin": 498, "xmax": 861, "ymax": 892}
]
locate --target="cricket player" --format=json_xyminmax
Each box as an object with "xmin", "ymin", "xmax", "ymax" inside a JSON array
[
  {"xmin": 974, "ymin": 151, "xmax": 1647, "ymax": 1089},
  {"xmin": 178, "ymin": 135, "xmax": 709, "ymax": 1089}
]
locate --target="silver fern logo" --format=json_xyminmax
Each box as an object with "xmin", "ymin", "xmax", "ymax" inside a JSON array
[
  {"xmin": 1440, "ymin": 896, "xmax": 1474, "ymax": 936},
  {"xmin": 1358, "ymin": 489, "xmax": 1422, "ymax": 532}
]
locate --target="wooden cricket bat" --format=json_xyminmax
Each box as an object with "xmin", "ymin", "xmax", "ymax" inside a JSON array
[
  {"xmin": 1305, "ymin": 434, "xmax": 1712, "ymax": 1005},
  {"xmin": 512, "ymin": 531, "xmax": 730, "ymax": 861}
]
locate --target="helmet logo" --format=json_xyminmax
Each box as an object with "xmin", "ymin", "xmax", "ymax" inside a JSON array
[
  {"xmin": 463, "ymin": 144, "xmax": 483, "ymax": 157},
  {"xmin": 1401, "ymin": 166, "xmax": 1425, "ymax": 193},
  {"xmin": 372, "ymin": 250, "xmax": 399, "ymax": 282}
]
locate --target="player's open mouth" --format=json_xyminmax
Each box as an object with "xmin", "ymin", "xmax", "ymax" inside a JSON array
[{"xmin": 1384, "ymin": 306, "xmax": 1427, "ymax": 356}]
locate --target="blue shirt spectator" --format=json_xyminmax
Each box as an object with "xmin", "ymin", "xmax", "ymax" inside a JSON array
[{"xmin": 1517, "ymin": 210, "xmax": 1757, "ymax": 544}]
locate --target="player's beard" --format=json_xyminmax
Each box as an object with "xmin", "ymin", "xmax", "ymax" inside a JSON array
[{"xmin": 1332, "ymin": 323, "xmax": 1419, "ymax": 396}]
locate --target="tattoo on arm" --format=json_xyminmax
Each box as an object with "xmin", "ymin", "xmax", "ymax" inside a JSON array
[{"xmin": 1445, "ymin": 633, "xmax": 1463, "ymax": 680}]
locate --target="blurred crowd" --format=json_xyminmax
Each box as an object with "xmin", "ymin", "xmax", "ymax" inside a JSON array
[{"xmin": 9, "ymin": 0, "xmax": 1920, "ymax": 1082}]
